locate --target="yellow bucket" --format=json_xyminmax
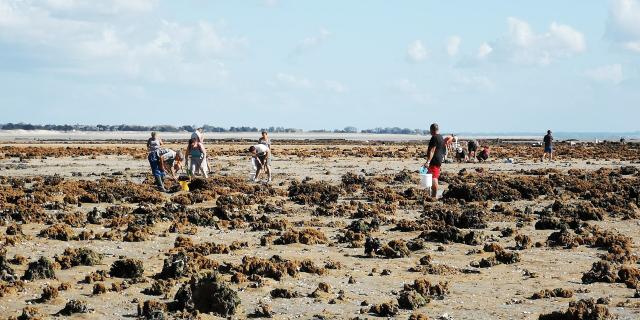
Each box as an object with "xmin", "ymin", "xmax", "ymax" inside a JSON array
[{"xmin": 179, "ymin": 181, "xmax": 190, "ymax": 191}]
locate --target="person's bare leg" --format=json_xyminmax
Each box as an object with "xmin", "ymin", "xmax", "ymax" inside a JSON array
[
  {"xmin": 266, "ymin": 165, "xmax": 272, "ymax": 182},
  {"xmin": 254, "ymin": 167, "xmax": 262, "ymax": 182},
  {"xmin": 431, "ymin": 179, "xmax": 438, "ymax": 198},
  {"xmin": 202, "ymin": 164, "xmax": 209, "ymax": 178}
]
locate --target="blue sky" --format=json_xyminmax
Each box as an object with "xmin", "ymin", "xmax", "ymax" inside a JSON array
[{"xmin": 0, "ymin": 0, "xmax": 639, "ymax": 132}]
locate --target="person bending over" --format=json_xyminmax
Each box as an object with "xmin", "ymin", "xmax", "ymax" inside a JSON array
[
  {"xmin": 477, "ymin": 146, "xmax": 490, "ymax": 162},
  {"xmin": 158, "ymin": 148, "xmax": 184, "ymax": 182},
  {"xmin": 249, "ymin": 144, "xmax": 271, "ymax": 183}
]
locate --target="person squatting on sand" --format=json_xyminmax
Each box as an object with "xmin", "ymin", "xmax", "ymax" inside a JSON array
[
  {"xmin": 477, "ymin": 146, "xmax": 490, "ymax": 162},
  {"xmin": 249, "ymin": 143, "xmax": 271, "ymax": 183},
  {"xmin": 542, "ymin": 129, "xmax": 554, "ymax": 162},
  {"xmin": 467, "ymin": 139, "xmax": 479, "ymax": 162},
  {"xmin": 187, "ymin": 137, "xmax": 208, "ymax": 178},
  {"xmin": 455, "ymin": 147, "xmax": 468, "ymax": 163},
  {"xmin": 423, "ymin": 123, "xmax": 446, "ymax": 198}
]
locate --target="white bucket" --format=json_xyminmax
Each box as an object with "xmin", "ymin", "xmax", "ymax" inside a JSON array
[{"xmin": 419, "ymin": 173, "xmax": 433, "ymax": 189}]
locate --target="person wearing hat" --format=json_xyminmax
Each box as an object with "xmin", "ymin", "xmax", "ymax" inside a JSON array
[{"xmin": 542, "ymin": 130, "xmax": 554, "ymax": 162}]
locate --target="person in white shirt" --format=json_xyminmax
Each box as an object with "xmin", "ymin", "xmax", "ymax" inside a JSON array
[{"xmin": 248, "ymin": 144, "xmax": 271, "ymax": 183}]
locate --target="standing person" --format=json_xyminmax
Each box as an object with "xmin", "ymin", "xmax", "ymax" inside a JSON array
[
  {"xmin": 191, "ymin": 127, "xmax": 204, "ymax": 143},
  {"xmin": 467, "ymin": 139, "xmax": 479, "ymax": 161},
  {"xmin": 542, "ymin": 130, "xmax": 553, "ymax": 162},
  {"xmin": 191, "ymin": 127, "xmax": 212, "ymax": 173},
  {"xmin": 258, "ymin": 131, "xmax": 272, "ymax": 168},
  {"xmin": 248, "ymin": 143, "xmax": 271, "ymax": 183},
  {"xmin": 187, "ymin": 138, "xmax": 208, "ymax": 178},
  {"xmin": 422, "ymin": 123, "xmax": 445, "ymax": 198},
  {"xmin": 147, "ymin": 132, "xmax": 163, "ymax": 153}
]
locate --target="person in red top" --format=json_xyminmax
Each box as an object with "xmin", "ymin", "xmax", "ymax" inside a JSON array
[
  {"xmin": 422, "ymin": 123, "xmax": 446, "ymax": 198},
  {"xmin": 477, "ymin": 146, "xmax": 490, "ymax": 162}
]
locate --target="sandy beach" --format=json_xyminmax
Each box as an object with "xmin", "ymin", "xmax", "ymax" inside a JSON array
[{"xmin": 0, "ymin": 138, "xmax": 638, "ymax": 319}]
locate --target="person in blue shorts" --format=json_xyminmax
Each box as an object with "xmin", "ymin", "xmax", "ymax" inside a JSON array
[{"xmin": 542, "ymin": 130, "xmax": 553, "ymax": 162}]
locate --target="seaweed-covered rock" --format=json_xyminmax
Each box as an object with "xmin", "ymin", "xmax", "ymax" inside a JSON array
[
  {"xmin": 270, "ymin": 288, "xmax": 302, "ymax": 298},
  {"xmin": 368, "ymin": 301, "xmax": 399, "ymax": 317},
  {"xmin": 273, "ymin": 228, "xmax": 329, "ymax": 245},
  {"xmin": 397, "ymin": 290, "xmax": 428, "ymax": 310},
  {"xmin": 0, "ymin": 252, "xmax": 16, "ymax": 281},
  {"xmin": 16, "ymin": 306, "xmax": 40, "ymax": 320},
  {"xmin": 582, "ymin": 261, "xmax": 618, "ymax": 284},
  {"xmin": 55, "ymin": 247, "xmax": 102, "ymax": 269},
  {"xmin": 288, "ymin": 180, "xmax": 341, "ymax": 206},
  {"xmin": 57, "ymin": 299, "xmax": 89, "ymax": 316},
  {"xmin": 138, "ymin": 300, "xmax": 167, "ymax": 320},
  {"xmin": 22, "ymin": 257, "xmax": 56, "ymax": 280},
  {"xmin": 110, "ymin": 259, "xmax": 144, "ymax": 278},
  {"xmin": 174, "ymin": 272, "xmax": 240, "ymax": 317},
  {"xmin": 157, "ymin": 252, "xmax": 189, "ymax": 279},
  {"xmin": 531, "ymin": 288, "xmax": 574, "ymax": 299},
  {"xmin": 538, "ymin": 298, "xmax": 612, "ymax": 320},
  {"xmin": 38, "ymin": 224, "xmax": 74, "ymax": 241}
]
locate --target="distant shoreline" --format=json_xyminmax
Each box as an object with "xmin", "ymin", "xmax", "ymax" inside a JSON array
[{"xmin": 0, "ymin": 130, "xmax": 637, "ymax": 143}]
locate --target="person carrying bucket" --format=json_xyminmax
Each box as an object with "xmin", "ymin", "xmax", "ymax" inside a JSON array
[{"xmin": 422, "ymin": 123, "xmax": 446, "ymax": 198}]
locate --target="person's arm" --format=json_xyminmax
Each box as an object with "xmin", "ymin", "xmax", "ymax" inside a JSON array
[
  {"xmin": 159, "ymin": 157, "xmax": 166, "ymax": 173},
  {"xmin": 199, "ymin": 143, "xmax": 207, "ymax": 156}
]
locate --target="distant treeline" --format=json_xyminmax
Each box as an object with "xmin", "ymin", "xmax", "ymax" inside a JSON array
[{"xmin": 0, "ymin": 123, "xmax": 430, "ymax": 135}]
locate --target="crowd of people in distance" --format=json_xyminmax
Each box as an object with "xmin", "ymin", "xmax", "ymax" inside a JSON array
[
  {"xmin": 423, "ymin": 124, "xmax": 555, "ymax": 198},
  {"xmin": 145, "ymin": 124, "xmax": 554, "ymax": 198},
  {"xmin": 146, "ymin": 129, "xmax": 273, "ymax": 192}
]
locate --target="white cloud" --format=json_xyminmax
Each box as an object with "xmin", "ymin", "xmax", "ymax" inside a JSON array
[
  {"xmin": 452, "ymin": 73, "xmax": 495, "ymax": 92},
  {"xmin": 584, "ymin": 64, "xmax": 624, "ymax": 84},
  {"xmin": 468, "ymin": 17, "xmax": 585, "ymax": 66},
  {"xmin": 42, "ymin": 0, "xmax": 156, "ymax": 15},
  {"xmin": 263, "ymin": 0, "xmax": 279, "ymax": 7},
  {"xmin": 389, "ymin": 78, "xmax": 431, "ymax": 105},
  {"xmin": 291, "ymin": 28, "xmax": 331, "ymax": 56},
  {"xmin": 446, "ymin": 36, "xmax": 461, "ymax": 56},
  {"xmin": 406, "ymin": 40, "xmax": 428, "ymax": 62},
  {"xmin": 274, "ymin": 73, "xmax": 313, "ymax": 88},
  {"xmin": 502, "ymin": 17, "xmax": 585, "ymax": 65},
  {"xmin": 324, "ymin": 80, "xmax": 348, "ymax": 93},
  {"xmin": 0, "ymin": 1, "xmax": 245, "ymax": 87},
  {"xmin": 477, "ymin": 42, "xmax": 493, "ymax": 59},
  {"xmin": 607, "ymin": 0, "xmax": 640, "ymax": 53}
]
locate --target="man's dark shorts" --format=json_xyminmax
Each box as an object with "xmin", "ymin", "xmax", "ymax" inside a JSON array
[
  {"xmin": 256, "ymin": 155, "xmax": 268, "ymax": 170},
  {"xmin": 544, "ymin": 146, "xmax": 553, "ymax": 153}
]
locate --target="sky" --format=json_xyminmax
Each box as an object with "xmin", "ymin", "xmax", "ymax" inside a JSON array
[{"xmin": 0, "ymin": 0, "xmax": 639, "ymax": 132}]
